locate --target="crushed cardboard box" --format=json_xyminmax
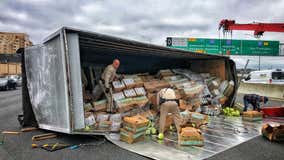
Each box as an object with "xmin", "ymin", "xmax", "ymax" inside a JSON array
[
  {"xmin": 262, "ymin": 123, "xmax": 284, "ymax": 141},
  {"xmin": 179, "ymin": 127, "xmax": 204, "ymax": 146}
]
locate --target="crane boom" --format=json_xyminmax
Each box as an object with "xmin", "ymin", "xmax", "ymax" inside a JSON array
[{"xmin": 219, "ymin": 19, "xmax": 284, "ymax": 37}]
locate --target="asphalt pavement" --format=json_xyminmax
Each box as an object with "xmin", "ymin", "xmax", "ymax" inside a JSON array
[
  {"xmin": 0, "ymin": 88, "xmax": 149, "ymax": 160},
  {"xmin": 0, "ymin": 88, "xmax": 283, "ymax": 160}
]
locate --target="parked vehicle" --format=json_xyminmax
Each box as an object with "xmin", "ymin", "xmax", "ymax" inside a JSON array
[
  {"xmin": 8, "ymin": 75, "xmax": 22, "ymax": 86},
  {"xmin": 244, "ymin": 69, "xmax": 284, "ymax": 84},
  {"xmin": 0, "ymin": 75, "xmax": 17, "ymax": 91}
]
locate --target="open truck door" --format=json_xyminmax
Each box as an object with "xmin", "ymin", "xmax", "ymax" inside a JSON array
[{"xmin": 24, "ymin": 31, "xmax": 76, "ymax": 133}]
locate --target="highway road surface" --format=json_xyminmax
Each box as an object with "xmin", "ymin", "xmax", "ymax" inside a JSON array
[{"xmin": 0, "ymin": 88, "xmax": 283, "ymax": 160}]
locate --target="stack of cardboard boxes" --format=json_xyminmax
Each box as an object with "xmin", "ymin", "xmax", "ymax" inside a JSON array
[
  {"xmin": 82, "ymin": 68, "xmax": 235, "ymax": 146},
  {"xmin": 120, "ymin": 115, "xmax": 149, "ymax": 144}
]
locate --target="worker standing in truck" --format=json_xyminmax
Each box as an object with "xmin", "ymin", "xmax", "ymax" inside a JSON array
[
  {"xmin": 243, "ymin": 94, "xmax": 268, "ymax": 112},
  {"xmin": 93, "ymin": 59, "xmax": 122, "ymax": 113},
  {"xmin": 157, "ymin": 88, "xmax": 182, "ymax": 140}
]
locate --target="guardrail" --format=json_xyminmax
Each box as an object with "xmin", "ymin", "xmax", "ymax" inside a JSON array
[{"xmin": 238, "ymin": 82, "xmax": 284, "ymax": 101}]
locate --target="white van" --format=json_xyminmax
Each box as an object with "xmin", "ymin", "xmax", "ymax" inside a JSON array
[{"xmin": 244, "ymin": 69, "xmax": 284, "ymax": 84}]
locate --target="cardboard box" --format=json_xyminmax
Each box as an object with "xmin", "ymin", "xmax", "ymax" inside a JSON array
[
  {"xmin": 123, "ymin": 78, "xmax": 136, "ymax": 89},
  {"xmin": 134, "ymin": 87, "xmax": 147, "ymax": 96},
  {"xmin": 123, "ymin": 89, "xmax": 137, "ymax": 98},
  {"xmin": 112, "ymin": 81, "xmax": 125, "ymax": 92},
  {"xmin": 181, "ymin": 84, "xmax": 204, "ymax": 98},
  {"xmin": 132, "ymin": 96, "xmax": 149, "ymax": 106},
  {"xmin": 92, "ymin": 99, "xmax": 107, "ymax": 112},
  {"xmin": 242, "ymin": 111, "xmax": 263, "ymax": 118},
  {"xmin": 178, "ymin": 127, "xmax": 204, "ymax": 146},
  {"xmin": 174, "ymin": 81, "xmax": 193, "ymax": 90},
  {"xmin": 262, "ymin": 123, "xmax": 284, "ymax": 141},
  {"xmin": 163, "ymin": 75, "xmax": 183, "ymax": 82},
  {"xmin": 98, "ymin": 120, "xmax": 112, "ymax": 129},
  {"xmin": 96, "ymin": 113, "xmax": 110, "ymax": 122},
  {"xmin": 133, "ymin": 77, "xmax": 144, "ymax": 88},
  {"xmin": 174, "ymin": 90, "xmax": 182, "ymax": 99},
  {"xmin": 157, "ymin": 69, "xmax": 174, "ymax": 78},
  {"xmin": 139, "ymin": 110, "xmax": 157, "ymax": 120},
  {"xmin": 123, "ymin": 75, "xmax": 144, "ymax": 88},
  {"xmin": 116, "ymin": 98, "xmax": 135, "ymax": 113},
  {"xmin": 179, "ymin": 99, "xmax": 192, "ymax": 111},
  {"xmin": 113, "ymin": 92, "xmax": 125, "ymax": 101},
  {"xmin": 139, "ymin": 75, "xmax": 155, "ymax": 82},
  {"xmin": 207, "ymin": 79, "xmax": 221, "ymax": 91},
  {"xmin": 123, "ymin": 115, "xmax": 149, "ymax": 130},
  {"xmin": 147, "ymin": 93, "xmax": 158, "ymax": 106},
  {"xmin": 120, "ymin": 128, "xmax": 145, "ymax": 144},
  {"xmin": 85, "ymin": 113, "xmax": 96, "ymax": 126},
  {"xmin": 84, "ymin": 103, "xmax": 93, "ymax": 112},
  {"xmin": 111, "ymin": 121, "xmax": 122, "ymax": 132},
  {"xmin": 189, "ymin": 112, "xmax": 208, "ymax": 127},
  {"xmin": 223, "ymin": 81, "xmax": 234, "ymax": 97},
  {"xmin": 242, "ymin": 111, "xmax": 263, "ymax": 121},
  {"xmin": 144, "ymin": 80, "xmax": 170, "ymax": 93}
]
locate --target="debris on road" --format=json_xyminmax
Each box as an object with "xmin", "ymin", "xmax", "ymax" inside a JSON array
[
  {"xmin": 21, "ymin": 127, "xmax": 38, "ymax": 132},
  {"xmin": 32, "ymin": 133, "xmax": 57, "ymax": 141},
  {"xmin": 262, "ymin": 122, "xmax": 284, "ymax": 141},
  {"xmin": 1, "ymin": 131, "xmax": 21, "ymax": 135}
]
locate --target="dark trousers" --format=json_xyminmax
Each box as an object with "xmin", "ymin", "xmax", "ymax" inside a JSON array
[{"xmin": 243, "ymin": 97, "xmax": 259, "ymax": 112}]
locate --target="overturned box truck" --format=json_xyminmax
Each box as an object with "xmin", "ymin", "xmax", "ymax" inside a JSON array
[{"xmin": 24, "ymin": 27, "xmax": 238, "ymax": 159}]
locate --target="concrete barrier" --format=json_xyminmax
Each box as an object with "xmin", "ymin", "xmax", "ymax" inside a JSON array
[{"xmin": 238, "ymin": 82, "xmax": 284, "ymax": 100}]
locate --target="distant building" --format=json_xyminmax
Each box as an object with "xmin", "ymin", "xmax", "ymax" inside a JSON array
[{"xmin": 0, "ymin": 32, "xmax": 33, "ymax": 54}]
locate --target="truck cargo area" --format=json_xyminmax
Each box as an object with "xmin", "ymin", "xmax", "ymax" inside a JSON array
[
  {"xmin": 24, "ymin": 27, "xmax": 244, "ymax": 160},
  {"xmin": 76, "ymin": 28, "xmax": 238, "ymax": 131}
]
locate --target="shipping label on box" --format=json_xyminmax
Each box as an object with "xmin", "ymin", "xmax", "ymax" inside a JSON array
[
  {"xmin": 134, "ymin": 87, "xmax": 146, "ymax": 96},
  {"xmin": 112, "ymin": 81, "xmax": 125, "ymax": 92},
  {"xmin": 113, "ymin": 92, "xmax": 125, "ymax": 101},
  {"xmin": 123, "ymin": 89, "xmax": 137, "ymax": 98},
  {"xmin": 123, "ymin": 78, "xmax": 136, "ymax": 89}
]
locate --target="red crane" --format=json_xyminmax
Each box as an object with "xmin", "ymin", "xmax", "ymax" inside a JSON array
[{"xmin": 219, "ymin": 19, "xmax": 284, "ymax": 38}]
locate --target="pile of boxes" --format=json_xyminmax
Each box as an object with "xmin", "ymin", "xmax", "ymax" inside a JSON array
[
  {"xmin": 82, "ymin": 68, "xmax": 235, "ymax": 146},
  {"xmin": 120, "ymin": 115, "xmax": 149, "ymax": 144},
  {"xmin": 112, "ymin": 77, "xmax": 150, "ymax": 113}
]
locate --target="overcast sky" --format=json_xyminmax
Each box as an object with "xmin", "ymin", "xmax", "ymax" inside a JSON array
[{"xmin": 0, "ymin": 0, "xmax": 283, "ymax": 68}]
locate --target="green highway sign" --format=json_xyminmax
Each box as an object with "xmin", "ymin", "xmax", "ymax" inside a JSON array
[{"xmin": 166, "ymin": 37, "xmax": 280, "ymax": 56}]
